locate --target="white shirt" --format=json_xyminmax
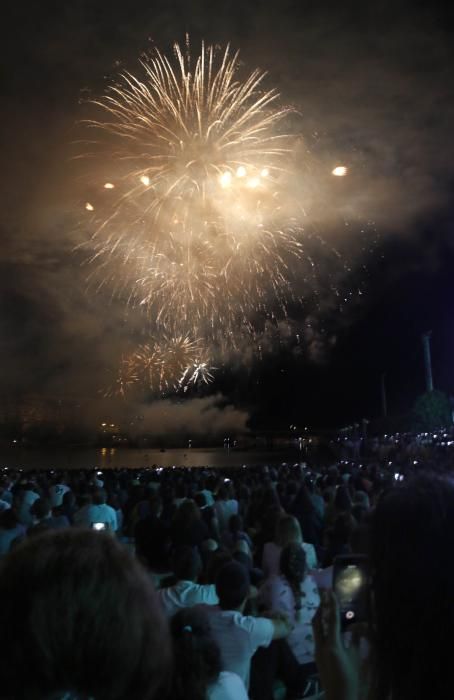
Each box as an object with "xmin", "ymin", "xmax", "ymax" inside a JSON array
[
  {"xmin": 1, "ymin": 490, "xmax": 13, "ymax": 505},
  {"xmin": 49, "ymin": 483, "xmax": 70, "ymax": 508},
  {"xmin": 157, "ymin": 580, "xmax": 219, "ymax": 617},
  {"xmin": 206, "ymin": 607, "xmax": 274, "ymax": 689},
  {"xmin": 214, "ymin": 499, "xmax": 239, "ymax": 533},
  {"xmin": 0, "ymin": 524, "xmax": 25, "ymax": 555},
  {"xmin": 207, "ymin": 671, "xmax": 249, "ymax": 700},
  {"xmin": 74, "ymin": 504, "xmax": 118, "ymax": 531},
  {"xmin": 262, "ymin": 541, "xmax": 317, "ymax": 577},
  {"xmin": 201, "ymin": 489, "xmax": 215, "ymax": 506},
  {"xmin": 311, "ymin": 566, "xmax": 333, "ymax": 590},
  {"xmin": 18, "ymin": 489, "xmax": 40, "ymax": 526},
  {"xmin": 259, "ymin": 573, "xmax": 320, "ymax": 665}
]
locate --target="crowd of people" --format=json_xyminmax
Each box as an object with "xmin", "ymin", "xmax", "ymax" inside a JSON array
[{"xmin": 0, "ymin": 434, "xmax": 453, "ymax": 699}]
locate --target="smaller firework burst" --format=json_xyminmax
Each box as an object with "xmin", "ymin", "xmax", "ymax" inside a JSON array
[
  {"xmin": 181, "ymin": 360, "xmax": 216, "ymax": 387},
  {"xmin": 104, "ymin": 354, "xmax": 140, "ymax": 398},
  {"xmin": 107, "ymin": 335, "xmax": 215, "ymax": 397}
]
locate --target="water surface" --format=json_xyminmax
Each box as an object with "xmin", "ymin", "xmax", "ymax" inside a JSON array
[{"xmin": 0, "ymin": 446, "xmax": 305, "ymax": 471}]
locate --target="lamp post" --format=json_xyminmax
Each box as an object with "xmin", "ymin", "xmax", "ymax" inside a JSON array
[{"xmin": 421, "ymin": 332, "xmax": 434, "ymax": 393}]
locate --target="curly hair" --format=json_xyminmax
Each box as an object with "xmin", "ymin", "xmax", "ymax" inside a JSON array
[
  {"xmin": 0, "ymin": 529, "xmax": 171, "ymax": 700},
  {"xmin": 280, "ymin": 542, "xmax": 307, "ymax": 621}
]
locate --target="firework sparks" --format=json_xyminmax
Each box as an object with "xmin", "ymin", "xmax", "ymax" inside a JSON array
[
  {"xmin": 107, "ymin": 335, "xmax": 215, "ymax": 397},
  {"xmin": 332, "ymin": 166, "xmax": 347, "ymax": 177},
  {"xmin": 104, "ymin": 353, "xmax": 139, "ymax": 398},
  {"xmin": 78, "ymin": 41, "xmax": 363, "ymax": 398},
  {"xmin": 81, "ymin": 42, "xmax": 311, "ymax": 340}
]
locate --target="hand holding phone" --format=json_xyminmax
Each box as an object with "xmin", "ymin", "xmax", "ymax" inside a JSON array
[
  {"xmin": 333, "ymin": 555, "xmax": 370, "ymax": 629},
  {"xmin": 312, "ymin": 591, "xmax": 361, "ymax": 700}
]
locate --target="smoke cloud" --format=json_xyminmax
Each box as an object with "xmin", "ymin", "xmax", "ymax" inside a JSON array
[{"xmin": 131, "ymin": 394, "xmax": 250, "ymax": 437}]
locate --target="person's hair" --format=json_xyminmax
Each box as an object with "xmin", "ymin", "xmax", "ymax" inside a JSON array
[
  {"xmin": 228, "ymin": 513, "xmax": 243, "ymax": 534},
  {"xmin": 92, "ymin": 488, "xmax": 107, "ymax": 505},
  {"xmin": 216, "ymin": 484, "xmax": 228, "ymax": 500},
  {"xmin": 259, "ymin": 504, "xmax": 282, "ymax": 542},
  {"xmin": 291, "ymin": 482, "xmax": 316, "ymax": 517},
  {"xmin": 334, "ymin": 485, "xmax": 352, "ymax": 512},
  {"xmin": 175, "ymin": 482, "xmax": 187, "ymax": 499},
  {"xmin": 323, "ymin": 487, "xmax": 335, "ymax": 504},
  {"xmin": 216, "ymin": 560, "xmax": 250, "ymax": 610},
  {"xmin": 0, "ymin": 508, "xmax": 19, "ymax": 530},
  {"xmin": 233, "ymin": 548, "xmax": 252, "ymax": 571},
  {"xmin": 148, "ymin": 493, "xmax": 162, "ymax": 517},
  {"xmin": 280, "ymin": 543, "xmax": 307, "ymax": 619},
  {"xmin": 173, "ymin": 500, "xmax": 201, "ymax": 528},
  {"xmin": 275, "ymin": 514, "xmax": 302, "ymax": 547},
  {"xmin": 352, "ymin": 503, "xmax": 368, "ymax": 524},
  {"xmin": 304, "ymin": 477, "xmax": 315, "ymax": 493},
  {"xmin": 201, "ymin": 538, "xmax": 218, "ymax": 554},
  {"xmin": 0, "ymin": 529, "xmax": 171, "ymax": 699},
  {"xmin": 354, "ymin": 490, "xmax": 370, "ymax": 508},
  {"xmin": 204, "ymin": 549, "xmax": 232, "ymax": 584},
  {"xmin": 31, "ymin": 498, "xmax": 51, "ymax": 520},
  {"xmin": 286, "ymin": 480, "xmax": 298, "ymax": 498},
  {"xmin": 194, "ymin": 492, "xmax": 207, "ymax": 509},
  {"xmin": 169, "ymin": 607, "xmax": 221, "ymax": 700},
  {"xmin": 171, "ymin": 545, "xmax": 202, "ymax": 582},
  {"xmin": 260, "ymin": 485, "xmax": 280, "ymax": 510},
  {"xmin": 62, "ymin": 490, "xmax": 75, "ymax": 507},
  {"xmin": 369, "ymin": 475, "xmax": 454, "ymax": 700},
  {"xmin": 332, "ymin": 513, "xmax": 355, "ymax": 546}
]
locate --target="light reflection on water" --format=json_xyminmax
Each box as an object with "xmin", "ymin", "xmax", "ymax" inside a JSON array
[{"xmin": 0, "ymin": 446, "xmax": 303, "ymax": 471}]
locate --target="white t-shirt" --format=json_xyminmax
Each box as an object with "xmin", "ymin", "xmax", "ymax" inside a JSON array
[
  {"xmin": 74, "ymin": 504, "xmax": 118, "ymax": 531},
  {"xmin": 49, "ymin": 483, "xmax": 70, "ymax": 508},
  {"xmin": 201, "ymin": 489, "xmax": 215, "ymax": 506},
  {"xmin": 214, "ymin": 500, "xmax": 239, "ymax": 533},
  {"xmin": 206, "ymin": 607, "xmax": 274, "ymax": 689},
  {"xmin": 262, "ymin": 540, "xmax": 317, "ymax": 576},
  {"xmin": 207, "ymin": 671, "xmax": 249, "ymax": 700},
  {"xmin": 18, "ymin": 490, "xmax": 40, "ymax": 526},
  {"xmin": 259, "ymin": 573, "xmax": 320, "ymax": 664},
  {"xmin": 0, "ymin": 524, "xmax": 25, "ymax": 555},
  {"xmin": 157, "ymin": 580, "xmax": 219, "ymax": 617},
  {"xmin": 311, "ymin": 566, "xmax": 333, "ymax": 590}
]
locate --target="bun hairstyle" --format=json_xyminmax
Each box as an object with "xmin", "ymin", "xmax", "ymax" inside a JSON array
[{"xmin": 280, "ymin": 542, "xmax": 307, "ymax": 621}]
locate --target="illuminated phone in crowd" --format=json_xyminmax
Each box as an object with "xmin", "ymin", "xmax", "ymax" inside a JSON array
[
  {"xmin": 91, "ymin": 522, "xmax": 107, "ymax": 531},
  {"xmin": 333, "ymin": 554, "xmax": 370, "ymax": 629}
]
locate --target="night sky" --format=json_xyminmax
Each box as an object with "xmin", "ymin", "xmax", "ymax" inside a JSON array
[{"xmin": 1, "ymin": 0, "xmax": 454, "ymax": 432}]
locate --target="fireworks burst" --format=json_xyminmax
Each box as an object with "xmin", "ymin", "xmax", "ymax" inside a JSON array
[
  {"xmin": 81, "ymin": 41, "xmax": 311, "ymax": 341},
  {"xmin": 105, "ymin": 335, "xmax": 215, "ymax": 397},
  {"xmin": 79, "ymin": 41, "xmax": 366, "ymax": 398}
]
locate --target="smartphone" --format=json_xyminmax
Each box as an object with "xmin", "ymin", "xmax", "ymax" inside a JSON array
[
  {"xmin": 91, "ymin": 522, "xmax": 107, "ymax": 531},
  {"xmin": 333, "ymin": 555, "xmax": 370, "ymax": 628}
]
